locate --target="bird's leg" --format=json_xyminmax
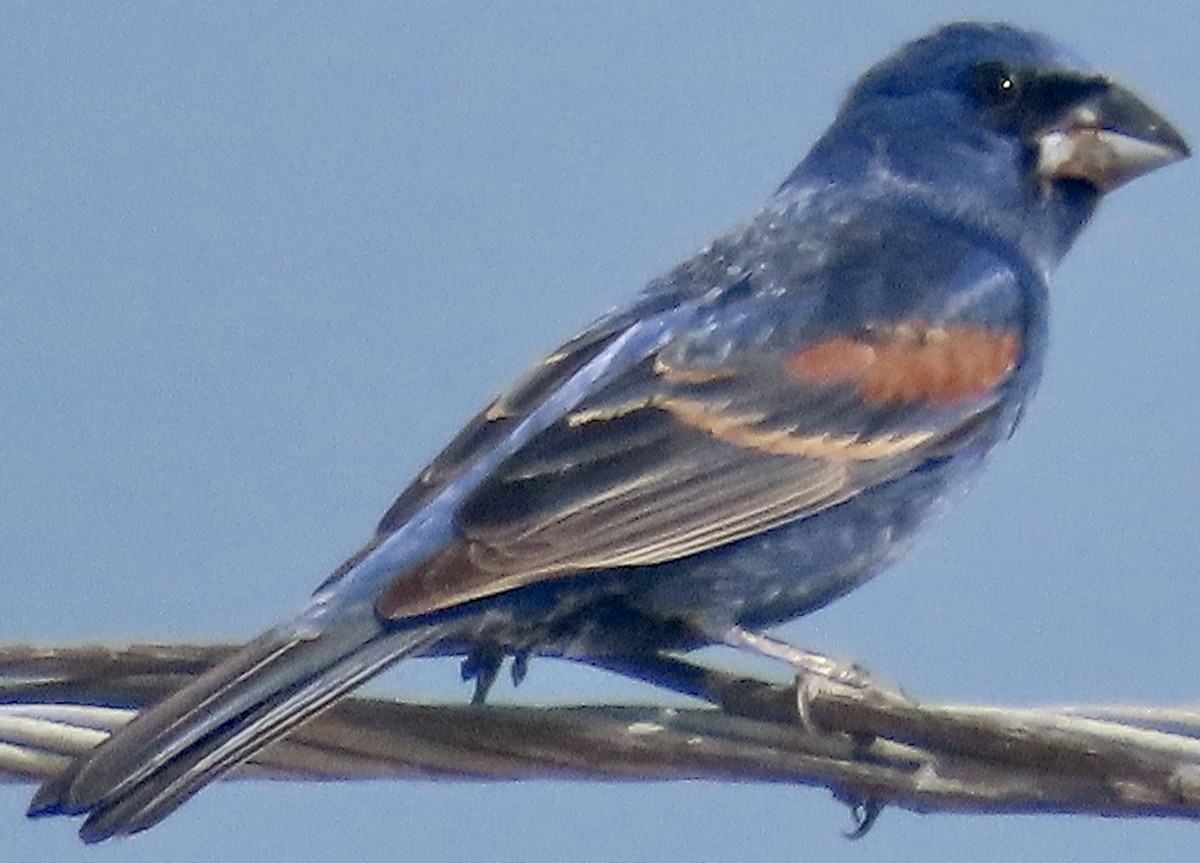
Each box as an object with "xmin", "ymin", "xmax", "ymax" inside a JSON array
[
  {"xmin": 721, "ymin": 627, "xmax": 873, "ymax": 688},
  {"xmin": 721, "ymin": 626, "xmax": 913, "ymax": 732}
]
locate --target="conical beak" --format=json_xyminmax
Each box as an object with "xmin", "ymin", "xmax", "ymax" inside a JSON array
[{"xmin": 1037, "ymin": 79, "xmax": 1189, "ymax": 192}]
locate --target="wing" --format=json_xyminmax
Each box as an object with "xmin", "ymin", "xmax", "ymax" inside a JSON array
[{"xmin": 376, "ymin": 309, "xmax": 1025, "ymax": 619}]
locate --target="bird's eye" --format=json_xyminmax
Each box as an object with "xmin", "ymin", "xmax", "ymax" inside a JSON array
[{"xmin": 969, "ymin": 61, "xmax": 1021, "ymax": 108}]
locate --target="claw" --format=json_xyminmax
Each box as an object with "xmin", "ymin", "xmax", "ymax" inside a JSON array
[{"xmin": 845, "ymin": 797, "xmax": 884, "ymax": 838}]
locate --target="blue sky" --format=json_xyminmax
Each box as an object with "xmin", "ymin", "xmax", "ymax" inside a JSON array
[{"xmin": 2, "ymin": 3, "xmax": 1198, "ymax": 861}]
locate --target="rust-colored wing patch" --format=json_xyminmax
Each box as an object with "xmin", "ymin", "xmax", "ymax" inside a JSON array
[{"xmin": 787, "ymin": 321, "xmax": 1020, "ymax": 406}]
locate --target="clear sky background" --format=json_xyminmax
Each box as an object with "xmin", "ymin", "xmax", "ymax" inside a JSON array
[{"xmin": 2, "ymin": 3, "xmax": 1198, "ymax": 861}]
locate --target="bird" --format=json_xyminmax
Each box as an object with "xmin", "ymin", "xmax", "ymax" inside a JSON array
[{"xmin": 28, "ymin": 21, "xmax": 1188, "ymax": 842}]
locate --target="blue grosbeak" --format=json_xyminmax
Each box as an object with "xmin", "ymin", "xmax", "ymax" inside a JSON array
[{"xmin": 30, "ymin": 21, "xmax": 1188, "ymax": 840}]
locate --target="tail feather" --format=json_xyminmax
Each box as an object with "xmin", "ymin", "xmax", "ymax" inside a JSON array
[{"xmin": 29, "ymin": 620, "xmax": 445, "ymax": 841}]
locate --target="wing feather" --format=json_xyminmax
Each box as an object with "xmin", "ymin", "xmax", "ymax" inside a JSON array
[{"xmin": 377, "ymin": 330, "xmax": 1012, "ymax": 619}]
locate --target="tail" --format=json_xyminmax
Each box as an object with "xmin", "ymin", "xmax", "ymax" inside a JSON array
[{"xmin": 28, "ymin": 617, "xmax": 445, "ymax": 842}]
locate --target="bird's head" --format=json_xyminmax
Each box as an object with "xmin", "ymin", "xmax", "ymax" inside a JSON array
[{"xmin": 791, "ymin": 22, "xmax": 1189, "ymax": 267}]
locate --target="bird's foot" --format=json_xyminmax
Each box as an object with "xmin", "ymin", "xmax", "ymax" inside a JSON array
[
  {"xmin": 461, "ymin": 645, "xmax": 534, "ymax": 703},
  {"xmin": 461, "ymin": 645, "xmax": 504, "ymax": 705},
  {"xmin": 721, "ymin": 626, "xmax": 908, "ymax": 730}
]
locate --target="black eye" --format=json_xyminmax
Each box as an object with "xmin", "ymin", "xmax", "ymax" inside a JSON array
[{"xmin": 969, "ymin": 61, "xmax": 1021, "ymax": 108}]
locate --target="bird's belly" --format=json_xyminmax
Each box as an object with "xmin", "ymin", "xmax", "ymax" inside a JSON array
[{"xmin": 632, "ymin": 451, "xmax": 979, "ymax": 637}]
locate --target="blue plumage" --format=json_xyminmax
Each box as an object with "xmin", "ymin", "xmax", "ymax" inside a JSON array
[{"xmin": 29, "ymin": 21, "xmax": 1188, "ymax": 841}]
